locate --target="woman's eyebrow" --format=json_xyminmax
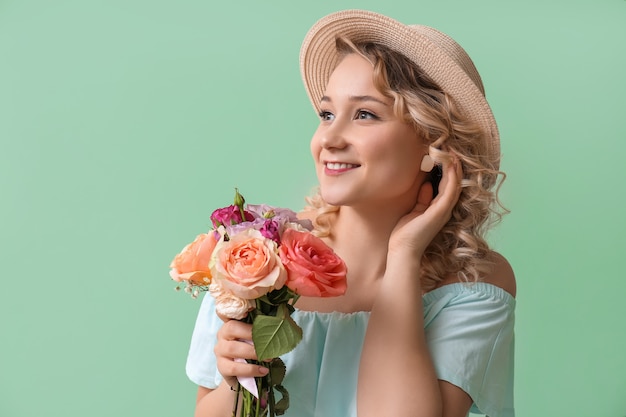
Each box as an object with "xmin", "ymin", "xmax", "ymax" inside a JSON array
[{"xmin": 320, "ymin": 95, "xmax": 389, "ymax": 106}]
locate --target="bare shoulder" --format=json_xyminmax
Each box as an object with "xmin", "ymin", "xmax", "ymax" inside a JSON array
[
  {"xmin": 483, "ymin": 251, "xmax": 516, "ymax": 298},
  {"xmin": 433, "ymin": 251, "xmax": 516, "ymax": 298}
]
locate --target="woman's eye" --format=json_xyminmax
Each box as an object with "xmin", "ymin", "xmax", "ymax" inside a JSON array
[
  {"xmin": 318, "ymin": 111, "xmax": 334, "ymax": 121},
  {"xmin": 356, "ymin": 110, "xmax": 377, "ymax": 120}
]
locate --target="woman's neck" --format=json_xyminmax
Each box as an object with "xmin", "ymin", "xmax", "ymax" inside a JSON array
[{"xmin": 328, "ymin": 202, "xmax": 413, "ymax": 281}]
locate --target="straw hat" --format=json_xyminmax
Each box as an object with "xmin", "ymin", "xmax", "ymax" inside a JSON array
[{"xmin": 300, "ymin": 9, "xmax": 500, "ymax": 167}]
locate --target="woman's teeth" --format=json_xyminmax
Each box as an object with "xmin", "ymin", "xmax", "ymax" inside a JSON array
[{"xmin": 326, "ymin": 162, "xmax": 358, "ymax": 170}]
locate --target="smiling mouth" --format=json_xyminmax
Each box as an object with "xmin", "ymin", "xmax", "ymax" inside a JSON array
[{"xmin": 325, "ymin": 162, "xmax": 360, "ymax": 170}]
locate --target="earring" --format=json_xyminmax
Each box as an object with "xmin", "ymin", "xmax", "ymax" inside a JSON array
[{"xmin": 420, "ymin": 155, "xmax": 434, "ymax": 172}]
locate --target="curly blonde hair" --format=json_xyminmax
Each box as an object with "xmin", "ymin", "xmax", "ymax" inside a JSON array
[{"xmin": 305, "ymin": 37, "xmax": 508, "ymax": 291}]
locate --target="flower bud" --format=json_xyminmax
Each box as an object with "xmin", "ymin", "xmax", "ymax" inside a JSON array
[{"xmin": 233, "ymin": 188, "xmax": 245, "ymax": 209}]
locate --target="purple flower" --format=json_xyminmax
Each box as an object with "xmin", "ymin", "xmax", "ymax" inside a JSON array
[
  {"xmin": 210, "ymin": 205, "xmax": 254, "ymax": 229},
  {"xmin": 247, "ymin": 204, "xmax": 313, "ymax": 231},
  {"xmin": 260, "ymin": 219, "xmax": 280, "ymax": 243},
  {"xmin": 247, "ymin": 204, "xmax": 297, "ymax": 221},
  {"xmin": 225, "ymin": 218, "xmax": 265, "ymax": 237}
]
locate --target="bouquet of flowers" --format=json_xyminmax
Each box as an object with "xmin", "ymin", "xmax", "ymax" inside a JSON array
[{"xmin": 170, "ymin": 189, "xmax": 347, "ymax": 416}]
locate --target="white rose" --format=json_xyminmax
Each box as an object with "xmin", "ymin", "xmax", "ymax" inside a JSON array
[{"xmin": 209, "ymin": 282, "xmax": 254, "ymax": 320}]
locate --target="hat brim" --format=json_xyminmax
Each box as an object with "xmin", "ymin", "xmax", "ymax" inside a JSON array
[{"xmin": 299, "ymin": 10, "xmax": 499, "ymax": 167}]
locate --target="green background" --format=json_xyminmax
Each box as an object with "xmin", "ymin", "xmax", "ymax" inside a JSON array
[{"xmin": 1, "ymin": 0, "xmax": 624, "ymax": 416}]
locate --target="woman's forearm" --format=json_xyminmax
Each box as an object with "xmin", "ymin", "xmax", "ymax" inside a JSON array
[
  {"xmin": 357, "ymin": 253, "xmax": 441, "ymax": 417},
  {"xmin": 194, "ymin": 383, "xmax": 238, "ymax": 417}
]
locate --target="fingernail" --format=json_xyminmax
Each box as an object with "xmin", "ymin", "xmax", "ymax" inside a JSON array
[{"xmin": 259, "ymin": 367, "xmax": 269, "ymax": 375}]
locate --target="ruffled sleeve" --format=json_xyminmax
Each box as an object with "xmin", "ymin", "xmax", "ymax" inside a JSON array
[
  {"xmin": 185, "ymin": 293, "xmax": 224, "ymax": 389},
  {"xmin": 423, "ymin": 282, "xmax": 515, "ymax": 417}
]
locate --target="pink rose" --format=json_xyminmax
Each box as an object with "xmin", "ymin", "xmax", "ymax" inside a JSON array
[
  {"xmin": 209, "ymin": 281, "xmax": 254, "ymax": 320},
  {"xmin": 211, "ymin": 229, "xmax": 286, "ymax": 299},
  {"xmin": 210, "ymin": 205, "xmax": 254, "ymax": 228},
  {"xmin": 278, "ymin": 228, "xmax": 347, "ymax": 297},
  {"xmin": 169, "ymin": 233, "xmax": 218, "ymax": 286}
]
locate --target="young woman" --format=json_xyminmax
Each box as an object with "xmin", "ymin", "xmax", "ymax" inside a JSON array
[{"xmin": 186, "ymin": 10, "xmax": 516, "ymax": 417}]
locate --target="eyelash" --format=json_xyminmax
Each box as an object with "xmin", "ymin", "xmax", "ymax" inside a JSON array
[
  {"xmin": 318, "ymin": 110, "xmax": 379, "ymax": 121},
  {"xmin": 318, "ymin": 110, "xmax": 334, "ymax": 121},
  {"xmin": 356, "ymin": 110, "xmax": 378, "ymax": 120}
]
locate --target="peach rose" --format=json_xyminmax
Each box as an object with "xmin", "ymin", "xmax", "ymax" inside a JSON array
[
  {"xmin": 209, "ymin": 281, "xmax": 254, "ymax": 320},
  {"xmin": 279, "ymin": 228, "xmax": 347, "ymax": 297},
  {"xmin": 211, "ymin": 229, "xmax": 286, "ymax": 299},
  {"xmin": 169, "ymin": 233, "xmax": 218, "ymax": 286}
]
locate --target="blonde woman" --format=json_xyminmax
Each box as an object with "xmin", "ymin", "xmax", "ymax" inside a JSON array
[{"xmin": 187, "ymin": 10, "xmax": 516, "ymax": 417}]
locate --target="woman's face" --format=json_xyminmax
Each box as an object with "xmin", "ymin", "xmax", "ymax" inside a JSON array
[{"xmin": 310, "ymin": 53, "xmax": 428, "ymax": 210}]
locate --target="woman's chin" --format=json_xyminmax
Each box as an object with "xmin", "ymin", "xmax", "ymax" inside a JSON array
[{"xmin": 319, "ymin": 190, "xmax": 348, "ymax": 207}]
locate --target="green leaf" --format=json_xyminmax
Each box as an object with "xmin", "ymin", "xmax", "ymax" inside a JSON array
[
  {"xmin": 269, "ymin": 358, "xmax": 286, "ymax": 386},
  {"xmin": 252, "ymin": 304, "xmax": 302, "ymax": 360},
  {"xmin": 273, "ymin": 384, "xmax": 290, "ymax": 415},
  {"xmin": 265, "ymin": 287, "xmax": 297, "ymax": 305}
]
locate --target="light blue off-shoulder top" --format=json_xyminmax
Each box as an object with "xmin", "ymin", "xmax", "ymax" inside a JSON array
[{"xmin": 186, "ymin": 282, "xmax": 515, "ymax": 417}]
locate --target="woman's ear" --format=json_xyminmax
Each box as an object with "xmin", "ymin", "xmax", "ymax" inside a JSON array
[{"xmin": 420, "ymin": 154, "xmax": 434, "ymax": 172}]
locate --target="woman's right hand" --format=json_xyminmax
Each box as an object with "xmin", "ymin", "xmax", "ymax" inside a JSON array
[{"xmin": 214, "ymin": 320, "xmax": 269, "ymax": 389}]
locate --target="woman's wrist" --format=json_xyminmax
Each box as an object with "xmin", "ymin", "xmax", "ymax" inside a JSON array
[{"xmin": 386, "ymin": 246, "xmax": 422, "ymax": 271}]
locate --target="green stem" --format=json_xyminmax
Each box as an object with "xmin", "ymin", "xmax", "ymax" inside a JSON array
[
  {"xmin": 268, "ymin": 371, "xmax": 276, "ymax": 417},
  {"xmin": 245, "ymin": 390, "xmax": 251, "ymax": 417},
  {"xmin": 255, "ymin": 378, "xmax": 261, "ymax": 417}
]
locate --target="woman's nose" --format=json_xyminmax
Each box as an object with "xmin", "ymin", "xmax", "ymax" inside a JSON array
[{"xmin": 319, "ymin": 122, "xmax": 348, "ymax": 150}]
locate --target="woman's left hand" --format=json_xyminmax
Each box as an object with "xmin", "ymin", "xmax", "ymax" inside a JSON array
[{"xmin": 388, "ymin": 157, "xmax": 463, "ymax": 257}]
